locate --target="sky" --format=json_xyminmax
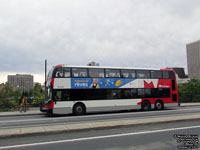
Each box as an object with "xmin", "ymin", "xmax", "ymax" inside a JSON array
[{"xmin": 0, "ymin": 0, "xmax": 200, "ymax": 84}]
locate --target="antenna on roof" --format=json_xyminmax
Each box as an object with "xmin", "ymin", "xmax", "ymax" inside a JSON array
[{"xmin": 45, "ymin": 59, "xmax": 47, "ymax": 91}]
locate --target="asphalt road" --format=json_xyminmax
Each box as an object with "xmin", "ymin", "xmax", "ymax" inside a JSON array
[
  {"xmin": 0, "ymin": 119, "xmax": 199, "ymax": 150},
  {"xmin": 1, "ymin": 106, "xmax": 200, "ymax": 130}
]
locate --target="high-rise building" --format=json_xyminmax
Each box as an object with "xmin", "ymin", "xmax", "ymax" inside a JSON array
[
  {"xmin": 186, "ymin": 40, "xmax": 200, "ymax": 79},
  {"xmin": 7, "ymin": 74, "xmax": 34, "ymax": 92}
]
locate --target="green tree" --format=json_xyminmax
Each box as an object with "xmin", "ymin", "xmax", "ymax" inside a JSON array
[
  {"xmin": 30, "ymin": 83, "xmax": 45, "ymax": 106},
  {"xmin": 0, "ymin": 84, "xmax": 14, "ymax": 111},
  {"xmin": 13, "ymin": 89, "xmax": 23, "ymax": 104},
  {"xmin": 178, "ymin": 78, "xmax": 200, "ymax": 102},
  {"xmin": 0, "ymin": 84, "xmax": 13, "ymax": 99}
]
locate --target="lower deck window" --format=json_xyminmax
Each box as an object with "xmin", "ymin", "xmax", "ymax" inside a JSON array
[{"xmin": 53, "ymin": 88, "xmax": 171, "ymax": 101}]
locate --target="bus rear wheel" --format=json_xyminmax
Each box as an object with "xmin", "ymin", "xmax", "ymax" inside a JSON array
[
  {"xmin": 141, "ymin": 100, "xmax": 151, "ymax": 111},
  {"xmin": 73, "ymin": 103, "xmax": 86, "ymax": 115}
]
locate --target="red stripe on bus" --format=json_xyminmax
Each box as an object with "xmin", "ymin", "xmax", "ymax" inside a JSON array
[{"xmin": 51, "ymin": 78, "xmax": 54, "ymax": 88}]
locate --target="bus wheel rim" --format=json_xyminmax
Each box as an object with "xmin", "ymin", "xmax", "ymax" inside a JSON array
[
  {"xmin": 156, "ymin": 102, "xmax": 161, "ymax": 109},
  {"xmin": 76, "ymin": 106, "xmax": 83, "ymax": 113}
]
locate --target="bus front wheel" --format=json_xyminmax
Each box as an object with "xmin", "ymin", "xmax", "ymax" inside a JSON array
[
  {"xmin": 46, "ymin": 109, "xmax": 54, "ymax": 117},
  {"xmin": 141, "ymin": 100, "xmax": 151, "ymax": 111},
  {"xmin": 73, "ymin": 103, "xmax": 86, "ymax": 115}
]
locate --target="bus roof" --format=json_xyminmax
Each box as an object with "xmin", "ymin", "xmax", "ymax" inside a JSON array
[{"xmin": 53, "ymin": 64, "xmax": 174, "ymax": 71}]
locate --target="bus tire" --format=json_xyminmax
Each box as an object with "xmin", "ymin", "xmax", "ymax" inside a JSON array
[
  {"xmin": 46, "ymin": 109, "xmax": 54, "ymax": 117},
  {"xmin": 141, "ymin": 100, "xmax": 151, "ymax": 111},
  {"xmin": 73, "ymin": 103, "xmax": 86, "ymax": 115},
  {"xmin": 155, "ymin": 100, "xmax": 164, "ymax": 110}
]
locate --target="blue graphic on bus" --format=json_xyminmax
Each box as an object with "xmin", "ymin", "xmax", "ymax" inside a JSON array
[{"xmin": 71, "ymin": 78, "xmax": 136, "ymax": 89}]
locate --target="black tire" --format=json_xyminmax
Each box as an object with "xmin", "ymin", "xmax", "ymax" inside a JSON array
[
  {"xmin": 46, "ymin": 109, "xmax": 54, "ymax": 117},
  {"xmin": 73, "ymin": 103, "xmax": 86, "ymax": 115},
  {"xmin": 141, "ymin": 100, "xmax": 151, "ymax": 111},
  {"xmin": 155, "ymin": 100, "xmax": 164, "ymax": 110},
  {"xmin": 40, "ymin": 102, "xmax": 46, "ymax": 112}
]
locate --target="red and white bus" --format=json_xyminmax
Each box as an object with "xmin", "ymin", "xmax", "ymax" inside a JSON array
[{"xmin": 43, "ymin": 65, "xmax": 179, "ymax": 115}]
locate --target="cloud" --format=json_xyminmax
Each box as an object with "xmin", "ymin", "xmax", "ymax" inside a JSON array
[{"xmin": 0, "ymin": 0, "xmax": 200, "ymax": 83}]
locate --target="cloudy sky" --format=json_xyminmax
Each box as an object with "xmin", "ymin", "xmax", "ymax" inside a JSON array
[{"xmin": 0, "ymin": 0, "xmax": 200, "ymax": 83}]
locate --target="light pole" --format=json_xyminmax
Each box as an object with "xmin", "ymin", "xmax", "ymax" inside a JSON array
[{"xmin": 45, "ymin": 59, "xmax": 47, "ymax": 91}]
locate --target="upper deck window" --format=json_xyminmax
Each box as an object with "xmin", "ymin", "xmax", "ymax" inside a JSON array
[
  {"xmin": 162, "ymin": 71, "xmax": 169, "ymax": 79},
  {"xmin": 121, "ymin": 70, "xmax": 136, "ymax": 78},
  {"xmin": 169, "ymin": 71, "xmax": 175, "ymax": 79},
  {"xmin": 151, "ymin": 70, "xmax": 162, "ymax": 79},
  {"xmin": 162, "ymin": 71, "xmax": 175, "ymax": 79},
  {"xmin": 63, "ymin": 68, "xmax": 71, "ymax": 77},
  {"xmin": 55, "ymin": 67, "xmax": 70, "ymax": 78},
  {"xmin": 55, "ymin": 70, "xmax": 64, "ymax": 77},
  {"xmin": 105, "ymin": 69, "xmax": 121, "ymax": 78},
  {"xmin": 89, "ymin": 68, "xmax": 105, "ymax": 78},
  {"xmin": 136, "ymin": 70, "xmax": 150, "ymax": 78},
  {"xmin": 72, "ymin": 68, "xmax": 88, "ymax": 77}
]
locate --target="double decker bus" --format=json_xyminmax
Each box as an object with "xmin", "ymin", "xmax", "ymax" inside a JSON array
[{"xmin": 43, "ymin": 65, "xmax": 179, "ymax": 115}]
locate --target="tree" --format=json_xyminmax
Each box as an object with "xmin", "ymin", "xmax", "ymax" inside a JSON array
[
  {"xmin": 0, "ymin": 84, "xmax": 14, "ymax": 111},
  {"xmin": 0, "ymin": 83, "xmax": 46, "ymax": 110},
  {"xmin": 178, "ymin": 78, "xmax": 200, "ymax": 102},
  {"xmin": 30, "ymin": 83, "xmax": 45, "ymax": 106},
  {"xmin": 0, "ymin": 84, "xmax": 13, "ymax": 100},
  {"xmin": 13, "ymin": 89, "xmax": 23, "ymax": 103}
]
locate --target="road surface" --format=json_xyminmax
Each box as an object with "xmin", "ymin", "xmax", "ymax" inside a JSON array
[
  {"xmin": 1, "ymin": 106, "xmax": 200, "ymax": 130},
  {"xmin": 0, "ymin": 119, "xmax": 199, "ymax": 150}
]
